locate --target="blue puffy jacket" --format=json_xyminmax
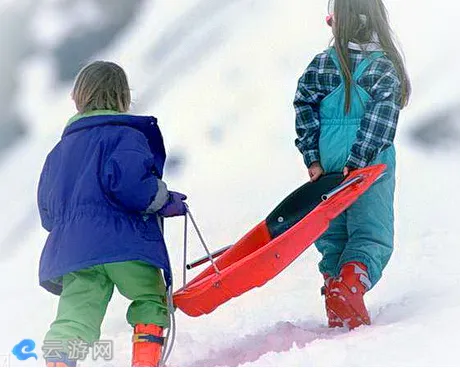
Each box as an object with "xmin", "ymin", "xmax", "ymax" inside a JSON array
[{"xmin": 38, "ymin": 111, "xmax": 171, "ymax": 295}]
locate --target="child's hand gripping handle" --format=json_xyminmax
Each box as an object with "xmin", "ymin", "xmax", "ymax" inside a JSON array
[{"xmin": 157, "ymin": 191, "xmax": 188, "ymax": 217}]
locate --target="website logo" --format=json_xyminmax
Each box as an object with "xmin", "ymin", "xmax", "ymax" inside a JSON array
[{"xmin": 11, "ymin": 339, "xmax": 38, "ymax": 361}]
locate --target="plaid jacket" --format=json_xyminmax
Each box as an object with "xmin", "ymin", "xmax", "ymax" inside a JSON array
[{"xmin": 294, "ymin": 48, "xmax": 402, "ymax": 168}]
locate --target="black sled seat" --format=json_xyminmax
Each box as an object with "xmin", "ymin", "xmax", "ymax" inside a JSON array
[{"xmin": 266, "ymin": 173, "xmax": 344, "ymax": 238}]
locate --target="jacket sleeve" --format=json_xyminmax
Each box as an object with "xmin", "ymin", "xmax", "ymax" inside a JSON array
[
  {"xmin": 37, "ymin": 160, "xmax": 53, "ymax": 232},
  {"xmin": 347, "ymin": 59, "xmax": 402, "ymax": 168},
  {"xmin": 101, "ymin": 129, "xmax": 169, "ymax": 213},
  {"xmin": 294, "ymin": 54, "xmax": 327, "ymax": 168}
]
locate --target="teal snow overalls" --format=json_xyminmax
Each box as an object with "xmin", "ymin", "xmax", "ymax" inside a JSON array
[{"xmin": 315, "ymin": 48, "xmax": 396, "ymax": 289}]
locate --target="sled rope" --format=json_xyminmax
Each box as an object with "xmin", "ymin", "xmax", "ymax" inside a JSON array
[
  {"xmin": 161, "ymin": 205, "xmax": 220, "ymax": 365},
  {"xmin": 159, "ymin": 217, "xmax": 180, "ymax": 367},
  {"xmin": 185, "ymin": 205, "xmax": 220, "ymax": 275},
  {"xmin": 160, "ymin": 284, "xmax": 176, "ymax": 367},
  {"xmin": 183, "ymin": 214, "xmax": 188, "ymax": 287},
  {"xmin": 161, "ymin": 205, "xmax": 218, "ymax": 365}
]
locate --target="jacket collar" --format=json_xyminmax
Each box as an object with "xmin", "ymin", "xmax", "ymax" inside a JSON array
[
  {"xmin": 348, "ymin": 32, "xmax": 382, "ymax": 52},
  {"xmin": 63, "ymin": 110, "xmax": 158, "ymax": 137},
  {"xmin": 63, "ymin": 110, "xmax": 166, "ymax": 177}
]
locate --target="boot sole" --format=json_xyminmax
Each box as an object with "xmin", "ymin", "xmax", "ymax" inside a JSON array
[{"xmin": 327, "ymin": 309, "xmax": 344, "ymax": 328}]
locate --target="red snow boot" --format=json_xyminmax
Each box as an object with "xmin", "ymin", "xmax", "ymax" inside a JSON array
[
  {"xmin": 321, "ymin": 274, "xmax": 344, "ymax": 328},
  {"xmin": 325, "ymin": 262, "xmax": 371, "ymax": 329},
  {"xmin": 45, "ymin": 353, "xmax": 77, "ymax": 367},
  {"xmin": 132, "ymin": 324, "xmax": 164, "ymax": 367}
]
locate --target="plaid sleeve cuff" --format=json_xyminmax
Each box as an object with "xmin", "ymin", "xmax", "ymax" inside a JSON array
[
  {"xmin": 346, "ymin": 153, "xmax": 369, "ymax": 169},
  {"xmin": 303, "ymin": 149, "xmax": 320, "ymax": 168}
]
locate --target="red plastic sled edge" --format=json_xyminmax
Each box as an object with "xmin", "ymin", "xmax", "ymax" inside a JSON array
[{"xmin": 173, "ymin": 164, "xmax": 386, "ymax": 317}]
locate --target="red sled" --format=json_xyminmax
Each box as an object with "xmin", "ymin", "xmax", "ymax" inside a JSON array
[{"xmin": 173, "ymin": 164, "xmax": 387, "ymax": 317}]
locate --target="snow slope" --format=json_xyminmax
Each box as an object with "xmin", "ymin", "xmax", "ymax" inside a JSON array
[{"xmin": 1, "ymin": 0, "xmax": 459, "ymax": 366}]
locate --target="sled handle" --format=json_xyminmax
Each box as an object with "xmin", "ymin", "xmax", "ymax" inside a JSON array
[
  {"xmin": 321, "ymin": 175, "xmax": 364, "ymax": 201},
  {"xmin": 321, "ymin": 172, "xmax": 386, "ymax": 201},
  {"xmin": 185, "ymin": 206, "xmax": 221, "ymax": 275},
  {"xmin": 186, "ymin": 245, "xmax": 232, "ymax": 270}
]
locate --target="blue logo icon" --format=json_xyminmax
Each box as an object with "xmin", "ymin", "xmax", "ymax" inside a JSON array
[{"xmin": 12, "ymin": 339, "xmax": 38, "ymax": 361}]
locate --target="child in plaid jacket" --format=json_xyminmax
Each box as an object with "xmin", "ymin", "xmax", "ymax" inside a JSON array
[{"xmin": 294, "ymin": 0, "xmax": 410, "ymax": 329}]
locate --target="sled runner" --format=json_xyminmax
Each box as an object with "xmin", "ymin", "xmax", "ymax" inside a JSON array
[{"xmin": 173, "ymin": 164, "xmax": 387, "ymax": 317}]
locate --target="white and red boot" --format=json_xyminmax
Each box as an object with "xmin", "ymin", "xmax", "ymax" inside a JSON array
[{"xmin": 324, "ymin": 262, "xmax": 371, "ymax": 329}]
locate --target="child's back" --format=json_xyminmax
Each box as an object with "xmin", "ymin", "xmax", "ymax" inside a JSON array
[
  {"xmin": 38, "ymin": 61, "xmax": 187, "ymax": 367},
  {"xmin": 294, "ymin": 0, "xmax": 410, "ymax": 330},
  {"xmin": 301, "ymin": 47, "xmax": 399, "ymax": 174},
  {"xmin": 39, "ymin": 113, "xmax": 170, "ymax": 294}
]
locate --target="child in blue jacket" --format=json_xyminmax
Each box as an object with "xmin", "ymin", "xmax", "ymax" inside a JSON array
[
  {"xmin": 294, "ymin": 0, "xmax": 411, "ymax": 329},
  {"xmin": 38, "ymin": 61, "xmax": 186, "ymax": 366}
]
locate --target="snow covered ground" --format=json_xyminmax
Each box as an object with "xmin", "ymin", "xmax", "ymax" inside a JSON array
[{"xmin": 1, "ymin": 0, "xmax": 459, "ymax": 366}]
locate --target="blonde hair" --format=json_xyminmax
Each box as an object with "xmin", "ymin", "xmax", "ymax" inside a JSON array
[{"xmin": 72, "ymin": 61, "xmax": 131, "ymax": 113}]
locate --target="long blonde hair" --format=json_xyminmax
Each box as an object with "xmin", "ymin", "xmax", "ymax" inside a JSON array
[{"xmin": 72, "ymin": 61, "xmax": 131, "ymax": 113}]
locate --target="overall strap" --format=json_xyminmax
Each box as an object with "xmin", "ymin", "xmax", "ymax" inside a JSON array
[
  {"xmin": 352, "ymin": 51, "xmax": 385, "ymax": 80},
  {"xmin": 327, "ymin": 47, "xmax": 344, "ymax": 82},
  {"xmin": 327, "ymin": 47, "xmax": 385, "ymax": 81}
]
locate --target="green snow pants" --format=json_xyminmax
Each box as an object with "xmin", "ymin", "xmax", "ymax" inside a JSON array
[{"xmin": 44, "ymin": 261, "xmax": 169, "ymax": 346}]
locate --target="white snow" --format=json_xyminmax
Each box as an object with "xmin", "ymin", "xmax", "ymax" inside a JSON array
[{"xmin": 1, "ymin": 0, "xmax": 459, "ymax": 366}]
